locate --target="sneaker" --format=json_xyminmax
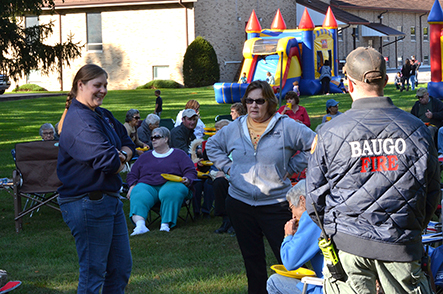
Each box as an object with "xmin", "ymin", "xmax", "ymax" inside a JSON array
[
  {"xmin": 160, "ymin": 223, "xmax": 170, "ymax": 232},
  {"xmin": 130, "ymin": 226, "xmax": 149, "ymax": 236}
]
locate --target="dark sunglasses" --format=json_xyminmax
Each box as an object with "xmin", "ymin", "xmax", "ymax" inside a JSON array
[
  {"xmin": 245, "ymin": 98, "xmax": 266, "ymax": 105},
  {"xmin": 151, "ymin": 135, "xmax": 163, "ymax": 141},
  {"xmin": 417, "ymin": 96, "xmax": 425, "ymax": 99},
  {"xmin": 133, "ymin": 116, "xmax": 141, "ymax": 120}
]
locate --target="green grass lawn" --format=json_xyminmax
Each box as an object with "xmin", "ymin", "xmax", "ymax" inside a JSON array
[{"xmin": 0, "ymin": 84, "xmax": 424, "ymax": 293}]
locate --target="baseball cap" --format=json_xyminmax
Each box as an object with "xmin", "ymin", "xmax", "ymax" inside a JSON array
[
  {"xmin": 416, "ymin": 88, "xmax": 428, "ymax": 98},
  {"xmin": 343, "ymin": 47, "xmax": 386, "ymax": 84},
  {"xmin": 182, "ymin": 109, "xmax": 198, "ymax": 119},
  {"xmin": 326, "ymin": 99, "xmax": 339, "ymax": 110}
]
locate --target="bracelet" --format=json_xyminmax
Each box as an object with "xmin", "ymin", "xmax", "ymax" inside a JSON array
[{"xmin": 120, "ymin": 150, "xmax": 128, "ymax": 162}]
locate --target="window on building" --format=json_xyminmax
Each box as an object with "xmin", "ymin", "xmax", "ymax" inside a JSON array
[
  {"xmin": 338, "ymin": 29, "xmax": 343, "ymax": 42},
  {"xmin": 87, "ymin": 13, "xmax": 103, "ymax": 52},
  {"xmin": 153, "ymin": 66, "xmax": 170, "ymax": 80},
  {"xmin": 397, "ymin": 26, "xmax": 403, "ymax": 42},
  {"xmin": 25, "ymin": 16, "xmax": 41, "ymax": 82},
  {"xmin": 25, "ymin": 16, "xmax": 39, "ymax": 43},
  {"xmin": 424, "ymin": 55, "xmax": 429, "ymax": 65},
  {"xmin": 411, "ymin": 26, "xmax": 416, "ymax": 42},
  {"xmin": 355, "ymin": 25, "xmax": 360, "ymax": 41},
  {"xmin": 424, "ymin": 27, "xmax": 428, "ymax": 42}
]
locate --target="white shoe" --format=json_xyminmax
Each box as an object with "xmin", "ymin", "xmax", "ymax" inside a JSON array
[
  {"xmin": 160, "ymin": 223, "xmax": 170, "ymax": 232},
  {"xmin": 130, "ymin": 225, "xmax": 149, "ymax": 236}
]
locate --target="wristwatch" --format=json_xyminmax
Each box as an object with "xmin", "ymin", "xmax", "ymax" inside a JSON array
[{"xmin": 121, "ymin": 150, "xmax": 128, "ymax": 162}]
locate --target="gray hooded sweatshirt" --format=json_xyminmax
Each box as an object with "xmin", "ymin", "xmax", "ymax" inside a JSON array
[{"xmin": 206, "ymin": 113, "xmax": 315, "ymax": 206}]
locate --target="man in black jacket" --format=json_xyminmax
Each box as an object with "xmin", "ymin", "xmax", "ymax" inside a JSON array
[
  {"xmin": 170, "ymin": 109, "xmax": 198, "ymax": 154},
  {"xmin": 411, "ymin": 87, "xmax": 443, "ymax": 140},
  {"xmin": 306, "ymin": 47, "xmax": 440, "ymax": 293}
]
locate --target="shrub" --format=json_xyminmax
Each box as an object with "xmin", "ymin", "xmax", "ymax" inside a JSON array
[
  {"xmin": 12, "ymin": 84, "xmax": 47, "ymax": 92},
  {"xmin": 136, "ymin": 79, "xmax": 182, "ymax": 89},
  {"xmin": 183, "ymin": 36, "xmax": 220, "ymax": 88}
]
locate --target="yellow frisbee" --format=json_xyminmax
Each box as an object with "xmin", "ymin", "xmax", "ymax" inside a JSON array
[
  {"xmin": 161, "ymin": 174, "xmax": 183, "ymax": 182},
  {"xmin": 270, "ymin": 265, "xmax": 316, "ymax": 279}
]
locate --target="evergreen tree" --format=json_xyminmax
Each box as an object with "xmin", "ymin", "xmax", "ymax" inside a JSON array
[
  {"xmin": 183, "ymin": 36, "xmax": 220, "ymax": 88},
  {"xmin": 0, "ymin": 0, "xmax": 82, "ymax": 81}
]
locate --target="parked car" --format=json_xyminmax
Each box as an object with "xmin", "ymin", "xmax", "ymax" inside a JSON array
[{"xmin": 0, "ymin": 75, "xmax": 11, "ymax": 94}]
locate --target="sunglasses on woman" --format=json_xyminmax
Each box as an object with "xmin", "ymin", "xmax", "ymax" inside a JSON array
[
  {"xmin": 245, "ymin": 98, "xmax": 266, "ymax": 105},
  {"xmin": 151, "ymin": 135, "xmax": 163, "ymax": 141}
]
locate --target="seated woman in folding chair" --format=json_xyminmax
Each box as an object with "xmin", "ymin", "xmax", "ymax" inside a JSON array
[
  {"xmin": 126, "ymin": 126, "xmax": 197, "ymax": 235},
  {"xmin": 267, "ymin": 180, "xmax": 323, "ymax": 294},
  {"xmin": 57, "ymin": 64, "xmax": 136, "ymax": 294}
]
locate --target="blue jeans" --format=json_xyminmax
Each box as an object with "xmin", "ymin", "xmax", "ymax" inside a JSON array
[
  {"xmin": 267, "ymin": 274, "xmax": 302, "ymax": 294},
  {"xmin": 61, "ymin": 195, "xmax": 132, "ymax": 294},
  {"xmin": 409, "ymin": 75, "xmax": 417, "ymax": 90}
]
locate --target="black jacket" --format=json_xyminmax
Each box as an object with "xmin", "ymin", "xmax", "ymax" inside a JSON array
[
  {"xmin": 411, "ymin": 96, "xmax": 443, "ymax": 128},
  {"xmin": 137, "ymin": 120, "xmax": 153, "ymax": 149},
  {"xmin": 401, "ymin": 63, "xmax": 411, "ymax": 78},
  {"xmin": 170, "ymin": 123, "xmax": 196, "ymax": 154},
  {"xmin": 306, "ymin": 97, "xmax": 440, "ymax": 262}
]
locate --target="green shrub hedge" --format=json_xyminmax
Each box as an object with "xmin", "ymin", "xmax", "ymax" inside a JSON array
[
  {"xmin": 183, "ymin": 36, "xmax": 220, "ymax": 88},
  {"xmin": 136, "ymin": 79, "xmax": 182, "ymax": 89},
  {"xmin": 12, "ymin": 84, "xmax": 47, "ymax": 92}
]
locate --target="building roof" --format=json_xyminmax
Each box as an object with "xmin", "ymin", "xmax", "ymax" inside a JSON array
[
  {"xmin": 52, "ymin": 0, "xmax": 195, "ymax": 9},
  {"xmin": 331, "ymin": 0, "xmax": 433, "ymax": 13},
  {"xmin": 297, "ymin": 0, "xmax": 370, "ymax": 25},
  {"xmin": 363, "ymin": 23, "xmax": 405, "ymax": 37}
]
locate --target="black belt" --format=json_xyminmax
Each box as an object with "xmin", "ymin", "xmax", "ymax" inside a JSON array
[{"xmin": 88, "ymin": 191, "xmax": 104, "ymax": 200}]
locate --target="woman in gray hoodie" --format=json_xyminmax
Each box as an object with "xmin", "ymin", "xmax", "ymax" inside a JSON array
[{"xmin": 206, "ymin": 81, "xmax": 316, "ymax": 294}]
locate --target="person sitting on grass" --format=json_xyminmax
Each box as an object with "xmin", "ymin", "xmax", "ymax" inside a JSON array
[
  {"xmin": 322, "ymin": 99, "xmax": 342, "ymax": 123},
  {"xmin": 126, "ymin": 127, "xmax": 197, "ymax": 235},
  {"xmin": 137, "ymin": 113, "xmax": 160, "ymax": 149},
  {"xmin": 394, "ymin": 72, "xmax": 402, "ymax": 90},
  {"xmin": 267, "ymin": 180, "xmax": 323, "ymax": 294},
  {"xmin": 124, "ymin": 109, "xmax": 148, "ymax": 156},
  {"xmin": 175, "ymin": 100, "xmax": 206, "ymax": 139},
  {"xmin": 230, "ymin": 102, "xmax": 246, "ymax": 121},
  {"xmin": 277, "ymin": 91, "xmax": 311, "ymax": 127}
]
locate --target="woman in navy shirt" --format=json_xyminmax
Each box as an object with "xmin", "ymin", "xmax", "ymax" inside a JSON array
[{"xmin": 57, "ymin": 64, "xmax": 135, "ymax": 294}]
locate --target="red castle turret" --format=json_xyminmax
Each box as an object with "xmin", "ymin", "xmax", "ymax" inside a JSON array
[
  {"xmin": 246, "ymin": 10, "xmax": 262, "ymax": 33},
  {"xmin": 270, "ymin": 9, "xmax": 287, "ymax": 31},
  {"xmin": 322, "ymin": 6, "xmax": 338, "ymax": 29},
  {"xmin": 298, "ymin": 8, "xmax": 314, "ymax": 31}
]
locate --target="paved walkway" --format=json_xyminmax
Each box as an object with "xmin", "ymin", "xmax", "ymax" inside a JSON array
[
  {"xmin": 386, "ymin": 65, "xmax": 431, "ymax": 85},
  {"xmin": 0, "ymin": 93, "xmax": 65, "ymax": 102}
]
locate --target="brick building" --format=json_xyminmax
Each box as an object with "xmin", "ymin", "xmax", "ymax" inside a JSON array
[{"xmin": 9, "ymin": 0, "xmax": 438, "ymax": 91}]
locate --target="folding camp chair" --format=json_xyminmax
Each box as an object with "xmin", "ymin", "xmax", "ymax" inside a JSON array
[
  {"xmin": 159, "ymin": 118, "xmax": 175, "ymax": 130},
  {"xmin": 146, "ymin": 197, "xmax": 194, "ymax": 228},
  {"xmin": 214, "ymin": 114, "xmax": 232, "ymax": 122},
  {"xmin": 12, "ymin": 140, "xmax": 62, "ymax": 233}
]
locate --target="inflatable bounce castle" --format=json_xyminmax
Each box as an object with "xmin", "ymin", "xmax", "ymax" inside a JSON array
[
  {"xmin": 214, "ymin": 7, "xmax": 342, "ymax": 104},
  {"xmin": 428, "ymin": 0, "xmax": 443, "ymax": 98}
]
